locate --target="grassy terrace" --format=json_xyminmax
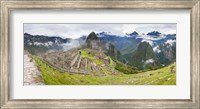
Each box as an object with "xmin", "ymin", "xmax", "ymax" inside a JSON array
[
  {"xmin": 32, "ymin": 55, "xmax": 176, "ymax": 85},
  {"xmin": 80, "ymin": 50, "xmax": 103, "ymax": 65}
]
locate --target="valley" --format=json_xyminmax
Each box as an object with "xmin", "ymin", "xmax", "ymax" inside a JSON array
[{"xmin": 24, "ymin": 29, "xmax": 176, "ymax": 85}]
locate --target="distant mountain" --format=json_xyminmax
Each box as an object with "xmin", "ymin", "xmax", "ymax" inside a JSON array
[
  {"xmin": 86, "ymin": 32, "xmax": 99, "ymax": 41},
  {"xmin": 96, "ymin": 31, "xmax": 176, "ymax": 69},
  {"xmin": 24, "ymin": 33, "xmax": 71, "ymax": 54},
  {"xmin": 147, "ymin": 31, "xmax": 161, "ymax": 37},
  {"xmin": 78, "ymin": 35, "xmax": 87, "ymax": 45},
  {"xmin": 85, "ymin": 32, "xmax": 123, "ymax": 61},
  {"xmin": 86, "ymin": 32, "xmax": 101, "ymax": 49},
  {"xmin": 24, "ymin": 33, "xmax": 69, "ymax": 44},
  {"xmin": 104, "ymin": 43, "xmax": 124, "ymax": 61},
  {"xmin": 154, "ymin": 39, "xmax": 176, "ymax": 65},
  {"xmin": 131, "ymin": 42, "xmax": 161, "ymax": 70},
  {"xmin": 126, "ymin": 31, "xmax": 139, "ymax": 36},
  {"xmin": 97, "ymin": 32, "xmax": 138, "ymax": 55},
  {"xmin": 96, "ymin": 31, "xmax": 176, "ymax": 55},
  {"xmin": 24, "ymin": 30, "xmax": 176, "ymax": 70},
  {"xmin": 134, "ymin": 33, "xmax": 176, "ymax": 47}
]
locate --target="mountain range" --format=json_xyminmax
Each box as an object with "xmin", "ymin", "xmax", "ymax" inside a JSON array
[{"xmin": 24, "ymin": 31, "xmax": 176, "ymax": 70}]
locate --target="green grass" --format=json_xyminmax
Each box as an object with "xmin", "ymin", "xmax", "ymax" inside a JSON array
[
  {"xmin": 109, "ymin": 57, "xmax": 114, "ymax": 66},
  {"xmin": 86, "ymin": 63, "xmax": 91, "ymax": 70},
  {"xmin": 32, "ymin": 55, "xmax": 176, "ymax": 85},
  {"xmin": 114, "ymin": 60, "xmax": 138, "ymax": 74},
  {"xmin": 80, "ymin": 50, "xmax": 103, "ymax": 65}
]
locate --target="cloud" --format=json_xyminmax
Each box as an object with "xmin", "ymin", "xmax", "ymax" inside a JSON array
[
  {"xmin": 165, "ymin": 39, "xmax": 176, "ymax": 46},
  {"xmin": 144, "ymin": 59, "xmax": 155, "ymax": 65},
  {"xmin": 24, "ymin": 24, "xmax": 176, "ymax": 39},
  {"xmin": 153, "ymin": 46, "xmax": 161, "ymax": 53},
  {"xmin": 61, "ymin": 40, "xmax": 81, "ymax": 51},
  {"xmin": 141, "ymin": 39, "xmax": 154, "ymax": 46},
  {"xmin": 122, "ymin": 24, "xmax": 176, "ymax": 35}
]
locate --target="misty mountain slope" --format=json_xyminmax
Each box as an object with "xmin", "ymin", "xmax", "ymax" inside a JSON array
[
  {"xmin": 131, "ymin": 42, "xmax": 161, "ymax": 70},
  {"xmin": 121, "ymin": 32, "xmax": 176, "ymax": 68},
  {"xmin": 86, "ymin": 32, "xmax": 101, "ymax": 49},
  {"xmin": 85, "ymin": 32, "xmax": 124, "ymax": 62},
  {"xmin": 24, "ymin": 33, "xmax": 70, "ymax": 44},
  {"xmin": 135, "ymin": 31, "xmax": 176, "ymax": 47},
  {"xmin": 24, "ymin": 31, "xmax": 176, "ymax": 55},
  {"xmin": 24, "ymin": 33, "xmax": 84, "ymax": 54},
  {"xmin": 24, "ymin": 33, "xmax": 70, "ymax": 54},
  {"xmin": 97, "ymin": 32, "xmax": 138, "ymax": 55},
  {"xmin": 24, "ymin": 30, "xmax": 176, "ymax": 70},
  {"xmin": 154, "ymin": 40, "xmax": 176, "ymax": 65},
  {"xmin": 96, "ymin": 31, "xmax": 176, "ymax": 57}
]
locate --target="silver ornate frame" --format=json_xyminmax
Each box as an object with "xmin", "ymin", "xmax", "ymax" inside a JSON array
[{"xmin": 0, "ymin": 0, "xmax": 199, "ymax": 108}]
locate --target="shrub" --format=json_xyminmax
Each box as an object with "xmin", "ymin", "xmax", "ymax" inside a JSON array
[{"xmin": 114, "ymin": 60, "xmax": 138, "ymax": 74}]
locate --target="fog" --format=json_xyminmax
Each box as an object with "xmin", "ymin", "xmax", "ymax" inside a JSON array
[{"xmin": 61, "ymin": 39, "xmax": 82, "ymax": 51}]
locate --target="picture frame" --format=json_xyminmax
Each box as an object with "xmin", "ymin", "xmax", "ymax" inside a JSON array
[{"xmin": 0, "ymin": 0, "xmax": 199, "ymax": 108}]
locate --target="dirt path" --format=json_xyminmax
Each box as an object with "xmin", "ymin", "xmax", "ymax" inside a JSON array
[{"xmin": 24, "ymin": 54, "xmax": 44, "ymax": 85}]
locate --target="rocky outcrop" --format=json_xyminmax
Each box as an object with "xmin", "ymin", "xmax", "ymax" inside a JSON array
[
  {"xmin": 155, "ymin": 42, "xmax": 176, "ymax": 65},
  {"xmin": 86, "ymin": 32, "xmax": 123, "ymax": 62},
  {"xmin": 86, "ymin": 32, "xmax": 101, "ymax": 49}
]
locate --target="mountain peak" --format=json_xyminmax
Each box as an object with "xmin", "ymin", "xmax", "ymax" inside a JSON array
[
  {"xmin": 86, "ymin": 32, "xmax": 98, "ymax": 41},
  {"xmin": 86, "ymin": 32, "xmax": 100, "ymax": 49},
  {"xmin": 147, "ymin": 31, "xmax": 161, "ymax": 36},
  {"xmin": 99, "ymin": 32, "xmax": 107, "ymax": 34},
  {"xmin": 138, "ymin": 41, "xmax": 152, "ymax": 49},
  {"xmin": 132, "ymin": 41, "xmax": 161, "ymax": 70},
  {"xmin": 24, "ymin": 33, "xmax": 31, "ymax": 36},
  {"xmin": 129, "ymin": 31, "xmax": 139, "ymax": 36}
]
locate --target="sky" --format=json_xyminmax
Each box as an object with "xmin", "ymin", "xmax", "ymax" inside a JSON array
[{"xmin": 24, "ymin": 24, "xmax": 176, "ymax": 39}]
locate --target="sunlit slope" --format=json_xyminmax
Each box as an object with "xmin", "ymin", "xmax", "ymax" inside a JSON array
[{"xmin": 32, "ymin": 54, "xmax": 176, "ymax": 85}]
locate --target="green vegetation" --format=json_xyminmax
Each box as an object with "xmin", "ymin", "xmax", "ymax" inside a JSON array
[
  {"xmin": 114, "ymin": 60, "xmax": 138, "ymax": 74},
  {"xmin": 86, "ymin": 63, "xmax": 91, "ymax": 70},
  {"xmin": 109, "ymin": 57, "xmax": 114, "ymax": 66},
  {"xmin": 131, "ymin": 42, "xmax": 161, "ymax": 70},
  {"xmin": 24, "ymin": 45, "xmax": 49, "ymax": 55},
  {"xmin": 31, "ymin": 55, "xmax": 176, "ymax": 85},
  {"xmin": 131, "ymin": 63, "xmax": 176, "ymax": 85},
  {"xmin": 80, "ymin": 50, "xmax": 103, "ymax": 65}
]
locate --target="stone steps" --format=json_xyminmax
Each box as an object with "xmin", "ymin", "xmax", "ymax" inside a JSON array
[{"xmin": 24, "ymin": 54, "xmax": 44, "ymax": 85}]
